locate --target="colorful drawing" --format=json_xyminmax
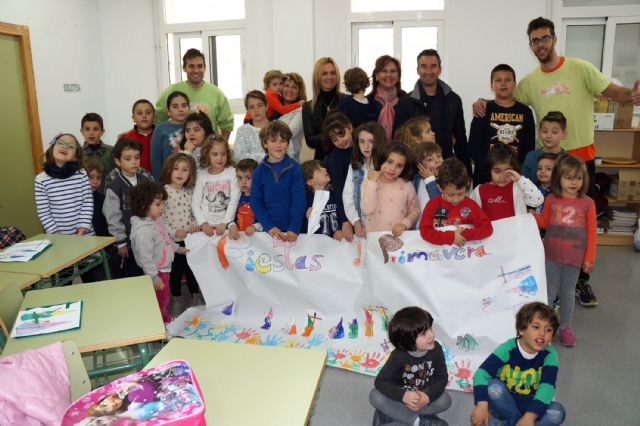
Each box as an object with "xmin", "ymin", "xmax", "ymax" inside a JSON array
[
  {"xmin": 380, "ymin": 338, "xmax": 391, "ymax": 353},
  {"xmin": 451, "ymin": 359, "xmax": 473, "ymax": 391},
  {"xmin": 364, "ymin": 307, "xmax": 374, "ymax": 337},
  {"xmin": 216, "ymin": 236, "xmax": 230, "ymax": 269},
  {"xmin": 481, "ymin": 296, "xmax": 496, "ymax": 312},
  {"xmin": 222, "ymin": 302, "xmax": 234, "ymax": 316},
  {"xmin": 378, "ymin": 234, "xmax": 403, "ymax": 264},
  {"xmin": 283, "ymin": 317, "xmax": 297, "ymax": 335},
  {"xmin": 13, "ymin": 301, "xmax": 82, "ymax": 338},
  {"xmin": 497, "ymin": 265, "xmax": 532, "ymax": 284},
  {"xmin": 301, "ymin": 312, "xmax": 322, "ymax": 337},
  {"xmin": 328, "ymin": 317, "xmax": 344, "ymax": 339},
  {"xmin": 376, "ymin": 306, "xmax": 389, "ymax": 331},
  {"xmin": 349, "ymin": 318, "xmax": 358, "ymax": 339},
  {"xmin": 261, "ymin": 308, "xmax": 273, "ymax": 330},
  {"xmin": 456, "ymin": 334, "xmax": 479, "ymax": 352}
]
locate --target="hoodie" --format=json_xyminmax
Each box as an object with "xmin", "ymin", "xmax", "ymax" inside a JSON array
[{"xmin": 130, "ymin": 216, "xmax": 178, "ymax": 282}]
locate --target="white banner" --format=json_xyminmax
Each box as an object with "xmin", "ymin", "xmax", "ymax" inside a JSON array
[{"xmin": 168, "ymin": 214, "xmax": 546, "ymax": 392}]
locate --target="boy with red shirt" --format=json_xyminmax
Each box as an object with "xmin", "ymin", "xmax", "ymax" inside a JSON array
[
  {"xmin": 420, "ymin": 158, "xmax": 493, "ymax": 246},
  {"xmin": 120, "ymin": 99, "xmax": 155, "ymax": 172}
]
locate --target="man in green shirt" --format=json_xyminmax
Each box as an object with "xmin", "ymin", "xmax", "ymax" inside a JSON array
[{"xmin": 155, "ymin": 49, "xmax": 234, "ymax": 142}]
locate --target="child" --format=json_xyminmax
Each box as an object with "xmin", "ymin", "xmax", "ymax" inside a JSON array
[
  {"xmin": 234, "ymin": 91, "xmax": 270, "ymax": 163},
  {"xmin": 322, "ymin": 111, "xmax": 354, "ymax": 240},
  {"xmin": 522, "ymin": 112, "xmax": 566, "ymax": 184},
  {"xmin": 361, "ymin": 143, "xmax": 420, "ymax": 237},
  {"xmin": 419, "ymin": 158, "xmax": 493, "ymax": 246},
  {"xmin": 413, "ymin": 143, "xmax": 444, "ymax": 231},
  {"xmin": 120, "ymin": 99, "xmax": 155, "ymax": 173},
  {"xmin": 302, "ymin": 160, "xmax": 343, "ymax": 239},
  {"xmin": 470, "ymin": 144, "xmax": 543, "ymax": 221},
  {"xmin": 394, "ymin": 116, "xmax": 436, "ymax": 152},
  {"xmin": 35, "ymin": 133, "xmax": 93, "ymax": 235},
  {"xmin": 84, "ymin": 157, "xmax": 109, "ymax": 237},
  {"xmin": 151, "ymin": 91, "xmax": 189, "ymax": 180},
  {"xmin": 337, "ymin": 67, "xmax": 381, "ymax": 128},
  {"xmin": 369, "ymin": 306, "xmax": 451, "ymax": 426},
  {"xmin": 192, "ymin": 136, "xmax": 241, "ymax": 237},
  {"xmin": 251, "ymin": 121, "xmax": 306, "ymax": 242},
  {"xmin": 342, "ymin": 122, "xmax": 386, "ymax": 239},
  {"xmin": 160, "ymin": 153, "xmax": 204, "ymax": 313},
  {"xmin": 181, "ymin": 111, "xmax": 214, "ymax": 167},
  {"xmin": 244, "ymin": 70, "xmax": 302, "ymax": 123},
  {"xmin": 81, "ymin": 112, "xmax": 114, "ymax": 178},
  {"xmin": 533, "ymin": 154, "xmax": 596, "ymax": 346},
  {"xmin": 103, "ymin": 138, "xmax": 153, "ymax": 278},
  {"xmin": 130, "ymin": 181, "xmax": 185, "ymax": 324},
  {"xmin": 229, "ymin": 159, "xmax": 261, "ymax": 240},
  {"xmin": 468, "ymin": 64, "xmax": 535, "ymax": 187},
  {"xmin": 471, "ymin": 302, "xmax": 565, "ymax": 426}
]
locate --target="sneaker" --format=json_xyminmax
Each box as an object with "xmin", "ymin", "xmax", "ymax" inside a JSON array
[
  {"xmin": 420, "ymin": 414, "xmax": 448, "ymax": 426},
  {"xmin": 372, "ymin": 409, "xmax": 394, "ymax": 426},
  {"xmin": 559, "ymin": 327, "xmax": 576, "ymax": 347},
  {"xmin": 575, "ymin": 279, "xmax": 598, "ymax": 307}
]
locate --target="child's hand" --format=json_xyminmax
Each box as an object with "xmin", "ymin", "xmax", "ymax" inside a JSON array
[
  {"xmin": 354, "ymin": 220, "xmax": 366, "ymax": 238},
  {"xmin": 504, "ymin": 169, "xmax": 522, "ymax": 182},
  {"xmin": 183, "ymin": 140, "xmax": 195, "ymax": 153},
  {"xmin": 391, "ymin": 223, "xmax": 407, "ymax": 237},
  {"xmin": 333, "ymin": 229, "xmax": 344, "ymax": 241},
  {"xmin": 582, "ymin": 261, "xmax": 594, "ymax": 273},
  {"xmin": 118, "ymin": 245, "xmax": 129, "ymax": 258},
  {"xmin": 201, "ymin": 223, "xmax": 214, "ymax": 236},
  {"xmin": 417, "ymin": 162, "xmax": 434, "ymax": 179},
  {"xmin": 268, "ymin": 227, "xmax": 285, "ymax": 240},
  {"xmin": 306, "ymin": 207, "xmax": 313, "ymax": 219},
  {"xmin": 177, "ymin": 247, "xmax": 189, "ymax": 255},
  {"xmin": 245, "ymin": 225, "xmax": 256, "ymax": 236},
  {"xmin": 367, "ymin": 170, "xmax": 380, "ymax": 181},
  {"xmin": 516, "ymin": 413, "xmax": 537, "ymax": 426},
  {"xmin": 76, "ymin": 228, "xmax": 87, "ymax": 235},
  {"xmin": 215, "ymin": 223, "xmax": 227, "ymax": 235},
  {"xmin": 453, "ymin": 226, "xmax": 466, "ymax": 247},
  {"xmin": 470, "ymin": 402, "xmax": 489, "ymax": 426},
  {"xmin": 189, "ymin": 223, "xmax": 200, "ymax": 234},
  {"xmin": 175, "ymin": 228, "xmax": 188, "ymax": 239},
  {"xmin": 342, "ymin": 222, "xmax": 354, "ymax": 242},
  {"xmin": 153, "ymin": 278, "xmax": 164, "ymax": 291},
  {"xmin": 402, "ymin": 390, "xmax": 420, "ymax": 411},
  {"xmin": 284, "ymin": 231, "xmax": 298, "ymax": 242},
  {"xmin": 415, "ymin": 390, "xmax": 430, "ymax": 409},
  {"xmin": 228, "ymin": 224, "xmax": 240, "ymax": 240}
]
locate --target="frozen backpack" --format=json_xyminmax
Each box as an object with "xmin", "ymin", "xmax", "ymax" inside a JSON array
[{"xmin": 61, "ymin": 360, "xmax": 205, "ymax": 426}]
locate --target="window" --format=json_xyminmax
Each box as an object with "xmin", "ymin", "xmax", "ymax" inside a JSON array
[
  {"xmin": 350, "ymin": 0, "xmax": 444, "ymax": 13},
  {"xmin": 564, "ymin": 20, "xmax": 605, "ymax": 69}
]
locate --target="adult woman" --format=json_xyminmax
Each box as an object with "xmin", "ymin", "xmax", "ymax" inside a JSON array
[
  {"xmin": 278, "ymin": 73, "xmax": 307, "ymax": 162},
  {"xmin": 302, "ymin": 57, "xmax": 344, "ymax": 160},
  {"xmin": 367, "ymin": 55, "xmax": 404, "ymax": 139}
]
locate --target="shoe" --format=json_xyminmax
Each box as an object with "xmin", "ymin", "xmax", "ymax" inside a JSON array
[
  {"xmin": 372, "ymin": 409, "xmax": 394, "ymax": 426},
  {"xmin": 420, "ymin": 414, "xmax": 448, "ymax": 426},
  {"xmin": 559, "ymin": 327, "xmax": 576, "ymax": 347},
  {"xmin": 553, "ymin": 297, "xmax": 560, "ymax": 315},
  {"xmin": 192, "ymin": 293, "xmax": 206, "ymax": 307},
  {"xmin": 575, "ymin": 279, "xmax": 598, "ymax": 307}
]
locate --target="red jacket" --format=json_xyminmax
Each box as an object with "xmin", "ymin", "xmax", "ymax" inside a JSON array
[
  {"xmin": 419, "ymin": 195, "xmax": 493, "ymax": 245},
  {"xmin": 121, "ymin": 126, "xmax": 154, "ymax": 173}
]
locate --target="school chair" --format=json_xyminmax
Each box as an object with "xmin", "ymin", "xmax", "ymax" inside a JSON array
[
  {"xmin": 0, "ymin": 280, "xmax": 23, "ymax": 335},
  {"xmin": 62, "ymin": 339, "xmax": 91, "ymax": 401},
  {"xmin": 0, "ymin": 318, "xmax": 7, "ymax": 353}
]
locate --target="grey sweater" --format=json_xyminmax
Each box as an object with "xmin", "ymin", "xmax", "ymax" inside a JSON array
[{"xmin": 130, "ymin": 216, "xmax": 179, "ymax": 282}]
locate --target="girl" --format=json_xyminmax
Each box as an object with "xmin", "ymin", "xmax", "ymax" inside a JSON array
[
  {"xmin": 367, "ymin": 55, "xmax": 405, "ymax": 139},
  {"xmin": 35, "ymin": 133, "xmax": 94, "ymax": 236},
  {"xmin": 342, "ymin": 122, "xmax": 386, "ymax": 239},
  {"xmin": 234, "ymin": 91, "xmax": 270, "ymax": 163},
  {"xmin": 192, "ymin": 136, "xmax": 241, "ymax": 237},
  {"xmin": 369, "ymin": 306, "xmax": 451, "ymax": 426},
  {"xmin": 130, "ymin": 181, "xmax": 185, "ymax": 324},
  {"xmin": 279, "ymin": 72, "xmax": 307, "ymax": 161},
  {"xmin": 534, "ymin": 154, "xmax": 596, "ymax": 347},
  {"xmin": 180, "ymin": 111, "xmax": 214, "ymax": 167},
  {"xmin": 302, "ymin": 57, "xmax": 344, "ymax": 160},
  {"xmin": 160, "ymin": 153, "xmax": 204, "ymax": 314},
  {"xmin": 470, "ymin": 143, "xmax": 543, "ymax": 221},
  {"xmin": 394, "ymin": 116, "xmax": 436, "ymax": 151},
  {"xmin": 150, "ymin": 91, "xmax": 189, "ymax": 180},
  {"xmin": 361, "ymin": 143, "xmax": 420, "ymax": 237}
]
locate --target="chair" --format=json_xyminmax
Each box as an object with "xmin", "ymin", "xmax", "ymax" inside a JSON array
[
  {"xmin": 0, "ymin": 318, "xmax": 7, "ymax": 353},
  {"xmin": 62, "ymin": 339, "xmax": 91, "ymax": 401}
]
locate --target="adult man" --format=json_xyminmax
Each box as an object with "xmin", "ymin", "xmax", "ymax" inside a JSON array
[
  {"xmin": 394, "ymin": 49, "xmax": 470, "ymax": 172},
  {"xmin": 474, "ymin": 17, "xmax": 640, "ymax": 310},
  {"xmin": 155, "ymin": 48, "xmax": 234, "ymax": 141}
]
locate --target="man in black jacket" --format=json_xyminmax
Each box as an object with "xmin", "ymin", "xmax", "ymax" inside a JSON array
[{"xmin": 393, "ymin": 49, "xmax": 470, "ymax": 173}]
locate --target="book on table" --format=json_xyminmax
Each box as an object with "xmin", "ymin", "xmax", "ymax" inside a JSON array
[
  {"xmin": 11, "ymin": 301, "xmax": 83, "ymax": 338},
  {"xmin": 0, "ymin": 239, "xmax": 52, "ymax": 262}
]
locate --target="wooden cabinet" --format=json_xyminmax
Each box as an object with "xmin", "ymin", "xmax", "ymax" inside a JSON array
[{"xmin": 594, "ymin": 129, "xmax": 640, "ymax": 246}]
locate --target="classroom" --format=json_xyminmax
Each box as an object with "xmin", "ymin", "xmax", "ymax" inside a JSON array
[{"xmin": 1, "ymin": 0, "xmax": 640, "ymax": 425}]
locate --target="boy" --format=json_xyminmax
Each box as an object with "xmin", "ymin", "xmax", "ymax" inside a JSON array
[
  {"xmin": 301, "ymin": 160, "xmax": 344, "ymax": 239},
  {"xmin": 81, "ymin": 112, "xmax": 114, "ymax": 179},
  {"xmin": 250, "ymin": 121, "xmax": 306, "ymax": 242},
  {"xmin": 120, "ymin": 99, "xmax": 155, "ymax": 173},
  {"xmin": 469, "ymin": 64, "xmax": 535, "ymax": 187},
  {"xmin": 415, "ymin": 142, "xmax": 444, "ymax": 225},
  {"xmin": 103, "ymin": 138, "xmax": 153, "ymax": 278},
  {"xmin": 229, "ymin": 158, "xmax": 262, "ymax": 240},
  {"xmin": 522, "ymin": 111, "xmax": 566, "ymax": 183},
  {"xmin": 244, "ymin": 70, "xmax": 301, "ymax": 123},
  {"xmin": 471, "ymin": 302, "xmax": 566, "ymax": 426},
  {"xmin": 337, "ymin": 67, "xmax": 381, "ymax": 128},
  {"xmin": 419, "ymin": 158, "xmax": 492, "ymax": 246}
]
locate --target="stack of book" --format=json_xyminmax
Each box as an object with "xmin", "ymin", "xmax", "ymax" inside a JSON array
[{"xmin": 607, "ymin": 207, "xmax": 639, "ymax": 234}]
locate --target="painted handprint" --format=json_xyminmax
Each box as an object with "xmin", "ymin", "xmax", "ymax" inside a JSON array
[
  {"xmin": 359, "ymin": 352, "xmax": 383, "ymax": 371},
  {"xmin": 307, "ymin": 332, "xmax": 327, "ymax": 348},
  {"xmin": 234, "ymin": 327, "xmax": 257, "ymax": 342},
  {"xmin": 283, "ymin": 339, "xmax": 305, "ymax": 349},
  {"xmin": 350, "ymin": 350, "xmax": 364, "ymax": 363},
  {"xmin": 263, "ymin": 334, "xmax": 285, "ymax": 347},
  {"xmin": 451, "ymin": 359, "xmax": 473, "ymax": 391}
]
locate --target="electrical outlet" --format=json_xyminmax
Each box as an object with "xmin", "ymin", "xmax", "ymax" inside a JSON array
[{"xmin": 63, "ymin": 83, "xmax": 81, "ymax": 92}]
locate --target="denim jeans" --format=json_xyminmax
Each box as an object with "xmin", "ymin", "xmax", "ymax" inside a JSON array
[{"xmin": 488, "ymin": 378, "xmax": 565, "ymax": 426}]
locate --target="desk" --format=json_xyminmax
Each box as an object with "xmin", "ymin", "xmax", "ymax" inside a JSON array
[
  {"xmin": 146, "ymin": 339, "xmax": 326, "ymax": 426},
  {"xmin": 3, "ymin": 277, "xmax": 166, "ymax": 371},
  {"xmin": 0, "ymin": 233, "xmax": 114, "ymax": 287},
  {"xmin": 0, "ymin": 272, "xmax": 38, "ymax": 333}
]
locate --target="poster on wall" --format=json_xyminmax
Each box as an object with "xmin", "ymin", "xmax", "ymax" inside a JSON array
[{"xmin": 168, "ymin": 214, "xmax": 546, "ymax": 392}]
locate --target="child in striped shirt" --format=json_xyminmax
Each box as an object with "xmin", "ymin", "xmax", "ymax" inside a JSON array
[{"xmin": 35, "ymin": 133, "xmax": 94, "ymax": 235}]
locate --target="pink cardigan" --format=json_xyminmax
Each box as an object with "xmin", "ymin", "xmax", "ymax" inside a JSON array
[{"xmin": 361, "ymin": 178, "xmax": 420, "ymax": 232}]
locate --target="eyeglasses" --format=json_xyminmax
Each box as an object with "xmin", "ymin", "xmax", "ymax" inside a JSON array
[
  {"xmin": 55, "ymin": 140, "xmax": 77, "ymax": 150},
  {"xmin": 529, "ymin": 35, "xmax": 553, "ymax": 46}
]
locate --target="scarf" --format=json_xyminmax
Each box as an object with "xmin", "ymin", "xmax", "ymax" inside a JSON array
[
  {"xmin": 375, "ymin": 87, "xmax": 399, "ymax": 139},
  {"xmin": 44, "ymin": 161, "xmax": 78, "ymax": 179}
]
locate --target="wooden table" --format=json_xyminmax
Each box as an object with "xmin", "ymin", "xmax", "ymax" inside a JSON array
[
  {"xmin": 0, "ymin": 233, "xmax": 114, "ymax": 288},
  {"xmin": 0, "ymin": 271, "xmax": 38, "ymax": 334},
  {"xmin": 3, "ymin": 276, "xmax": 166, "ymax": 372},
  {"xmin": 146, "ymin": 339, "xmax": 327, "ymax": 426}
]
